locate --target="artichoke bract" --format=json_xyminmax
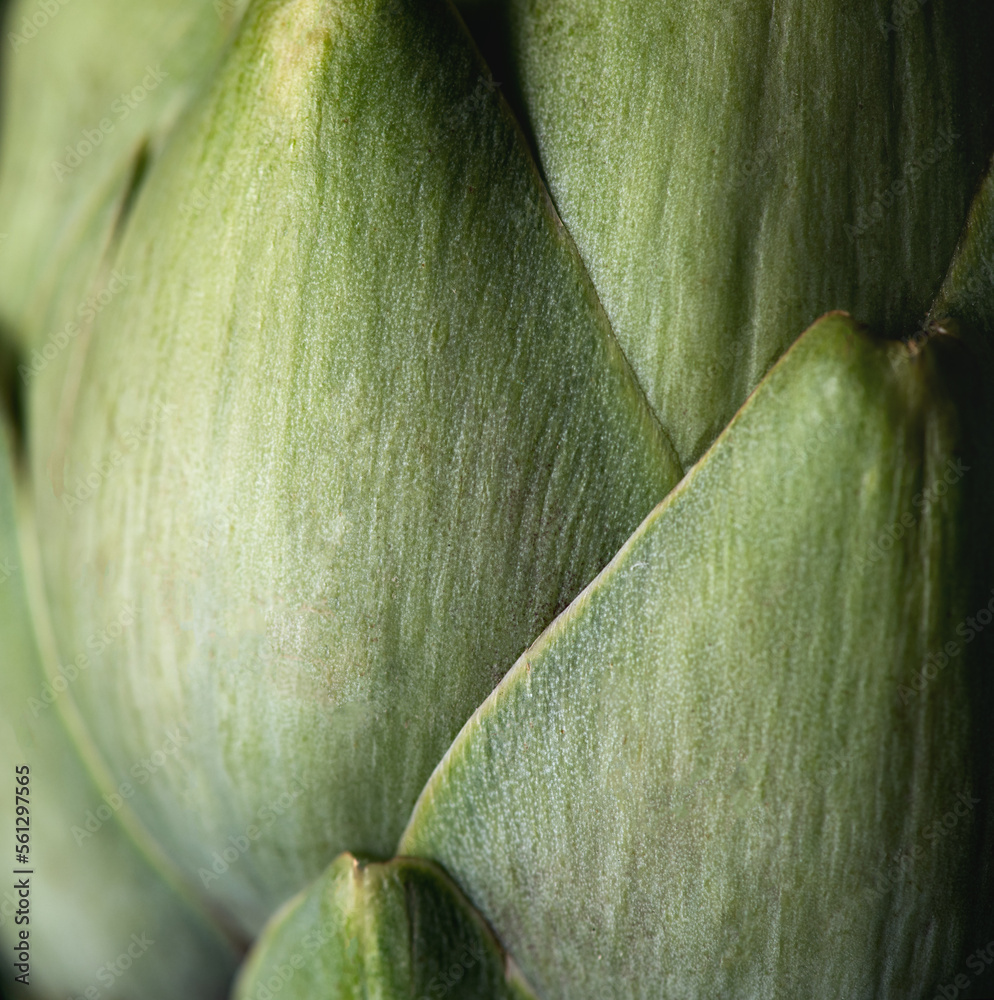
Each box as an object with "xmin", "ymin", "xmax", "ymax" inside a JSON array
[
  {"xmin": 3, "ymin": 0, "xmax": 994, "ymax": 994},
  {"xmin": 400, "ymin": 314, "xmax": 993, "ymax": 998},
  {"xmin": 233, "ymin": 853, "xmax": 539, "ymax": 1000},
  {"xmin": 493, "ymin": 0, "xmax": 994, "ymax": 464},
  {"xmin": 30, "ymin": 0, "xmax": 680, "ymax": 934},
  {"xmin": 0, "ymin": 414, "xmax": 242, "ymax": 998},
  {"xmin": 933, "ymin": 161, "xmax": 994, "ymax": 363}
]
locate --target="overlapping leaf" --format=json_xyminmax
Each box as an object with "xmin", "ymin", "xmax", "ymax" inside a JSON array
[
  {"xmin": 401, "ymin": 314, "xmax": 992, "ymax": 998},
  {"xmin": 931, "ymin": 155, "xmax": 994, "ymax": 372},
  {"xmin": 233, "ymin": 853, "xmax": 538, "ymax": 1000},
  {"xmin": 490, "ymin": 0, "xmax": 994, "ymax": 463},
  {"xmin": 29, "ymin": 0, "xmax": 681, "ymax": 935}
]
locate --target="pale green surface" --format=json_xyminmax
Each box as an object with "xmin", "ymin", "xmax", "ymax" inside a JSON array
[
  {"xmin": 0, "ymin": 0, "xmax": 248, "ymax": 348},
  {"xmin": 29, "ymin": 0, "xmax": 681, "ymax": 935},
  {"xmin": 497, "ymin": 0, "xmax": 994, "ymax": 464},
  {"xmin": 401, "ymin": 314, "xmax": 991, "ymax": 998},
  {"xmin": 234, "ymin": 853, "xmax": 538, "ymax": 1000},
  {"xmin": 0, "ymin": 419, "xmax": 240, "ymax": 998}
]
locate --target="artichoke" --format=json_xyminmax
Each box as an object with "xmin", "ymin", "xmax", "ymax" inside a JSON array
[{"xmin": 1, "ymin": 0, "xmax": 992, "ymax": 997}]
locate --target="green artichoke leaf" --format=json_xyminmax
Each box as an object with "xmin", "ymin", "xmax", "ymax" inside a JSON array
[
  {"xmin": 31, "ymin": 0, "xmax": 681, "ymax": 935},
  {"xmin": 928, "ymin": 156, "xmax": 994, "ymax": 649},
  {"xmin": 233, "ymin": 853, "xmax": 538, "ymax": 1000},
  {"xmin": 400, "ymin": 313, "xmax": 992, "ymax": 998},
  {"xmin": 489, "ymin": 0, "xmax": 994, "ymax": 465},
  {"xmin": 0, "ymin": 417, "xmax": 242, "ymax": 997},
  {"xmin": 931, "ymin": 155, "xmax": 994, "ymax": 352},
  {"xmin": 0, "ymin": 0, "xmax": 248, "ymax": 348}
]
